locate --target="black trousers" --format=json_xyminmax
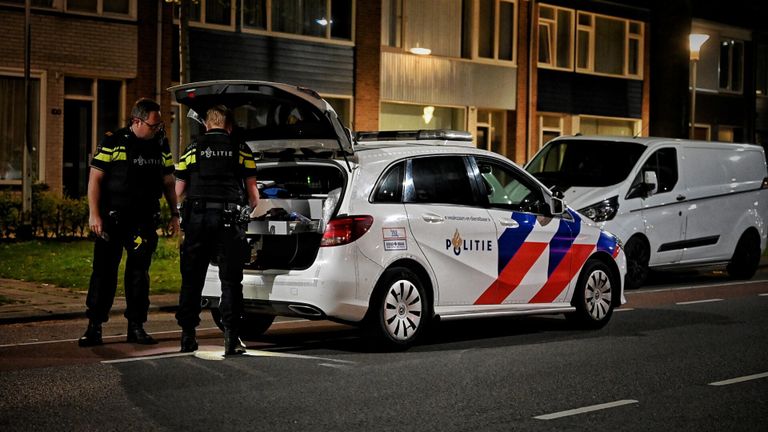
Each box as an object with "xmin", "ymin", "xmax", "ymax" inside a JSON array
[
  {"xmin": 86, "ymin": 216, "xmax": 159, "ymax": 324},
  {"xmin": 176, "ymin": 208, "xmax": 247, "ymax": 331}
]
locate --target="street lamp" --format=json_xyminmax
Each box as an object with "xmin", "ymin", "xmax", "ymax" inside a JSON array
[{"xmin": 689, "ymin": 33, "xmax": 710, "ymax": 139}]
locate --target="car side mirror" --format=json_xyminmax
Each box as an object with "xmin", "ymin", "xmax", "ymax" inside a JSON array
[
  {"xmin": 549, "ymin": 196, "xmax": 566, "ymax": 216},
  {"xmin": 643, "ymin": 171, "xmax": 658, "ymax": 196}
]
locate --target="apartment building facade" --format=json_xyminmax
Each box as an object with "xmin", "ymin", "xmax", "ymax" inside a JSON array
[{"xmin": 1, "ymin": 0, "xmax": 765, "ymax": 198}]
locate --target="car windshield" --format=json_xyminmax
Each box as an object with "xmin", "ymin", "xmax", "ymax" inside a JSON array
[{"xmin": 526, "ymin": 139, "xmax": 646, "ymax": 189}]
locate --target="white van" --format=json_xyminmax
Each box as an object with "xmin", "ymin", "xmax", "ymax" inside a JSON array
[{"xmin": 526, "ymin": 136, "xmax": 768, "ymax": 288}]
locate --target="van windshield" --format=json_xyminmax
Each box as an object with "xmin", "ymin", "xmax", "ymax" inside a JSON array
[{"xmin": 526, "ymin": 139, "xmax": 647, "ymax": 189}]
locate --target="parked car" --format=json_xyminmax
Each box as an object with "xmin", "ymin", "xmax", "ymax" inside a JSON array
[
  {"xmin": 526, "ymin": 135, "xmax": 768, "ymax": 289},
  {"xmin": 170, "ymin": 80, "xmax": 626, "ymax": 349}
]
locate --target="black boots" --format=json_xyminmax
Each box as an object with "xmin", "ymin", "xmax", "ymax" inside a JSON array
[
  {"xmin": 78, "ymin": 321, "xmax": 103, "ymax": 347},
  {"xmin": 224, "ymin": 329, "xmax": 246, "ymax": 355},
  {"xmin": 180, "ymin": 328, "xmax": 198, "ymax": 353},
  {"xmin": 127, "ymin": 321, "xmax": 158, "ymax": 345}
]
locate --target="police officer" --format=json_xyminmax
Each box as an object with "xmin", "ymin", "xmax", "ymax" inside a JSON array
[
  {"xmin": 79, "ymin": 98, "xmax": 179, "ymax": 347},
  {"xmin": 175, "ymin": 105, "xmax": 259, "ymax": 355}
]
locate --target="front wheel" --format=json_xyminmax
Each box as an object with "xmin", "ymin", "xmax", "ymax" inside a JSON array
[
  {"xmin": 567, "ymin": 260, "xmax": 616, "ymax": 329},
  {"xmin": 624, "ymin": 237, "xmax": 649, "ymax": 289},
  {"xmin": 210, "ymin": 309, "xmax": 275, "ymax": 341},
  {"xmin": 368, "ymin": 267, "xmax": 431, "ymax": 350}
]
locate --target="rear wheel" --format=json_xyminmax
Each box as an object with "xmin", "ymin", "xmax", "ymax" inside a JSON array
[
  {"xmin": 368, "ymin": 267, "xmax": 430, "ymax": 350},
  {"xmin": 624, "ymin": 237, "xmax": 649, "ymax": 289},
  {"xmin": 210, "ymin": 309, "xmax": 275, "ymax": 341},
  {"xmin": 727, "ymin": 232, "xmax": 761, "ymax": 280},
  {"xmin": 567, "ymin": 260, "xmax": 615, "ymax": 329}
]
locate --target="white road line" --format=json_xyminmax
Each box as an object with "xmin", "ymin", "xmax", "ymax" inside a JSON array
[
  {"xmin": 639, "ymin": 279, "xmax": 766, "ymax": 294},
  {"xmin": 709, "ymin": 372, "xmax": 768, "ymax": 386},
  {"xmin": 534, "ymin": 400, "xmax": 639, "ymax": 420},
  {"xmin": 102, "ymin": 352, "xmax": 194, "ymax": 364},
  {"xmin": 100, "ymin": 348, "xmax": 357, "ymax": 365},
  {"xmin": 758, "ymin": 293, "xmax": 768, "ymax": 297},
  {"xmin": 675, "ymin": 298, "xmax": 723, "ymax": 305},
  {"xmin": 0, "ymin": 319, "xmax": 307, "ymax": 349}
]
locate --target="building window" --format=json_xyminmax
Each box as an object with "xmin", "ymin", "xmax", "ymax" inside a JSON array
[
  {"xmin": 66, "ymin": 0, "xmax": 133, "ymax": 17},
  {"xmin": 576, "ymin": 12, "xmax": 643, "ymax": 79},
  {"xmin": 242, "ymin": 0, "xmax": 353, "ymax": 42},
  {"xmin": 538, "ymin": 114, "xmax": 563, "ymax": 149},
  {"xmin": 719, "ymin": 39, "xmax": 744, "ymax": 93},
  {"xmin": 538, "ymin": 4, "xmax": 573, "ymax": 70},
  {"xmin": 476, "ymin": 109, "xmax": 506, "ymax": 155},
  {"xmin": 757, "ymin": 43, "xmax": 768, "ymax": 97},
  {"xmin": 0, "ymin": 75, "xmax": 41, "ymax": 184},
  {"xmin": 381, "ymin": 0, "xmax": 402, "ymax": 47},
  {"xmin": 380, "ymin": 102, "xmax": 466, "ymax": 131},
  {"xmin": 577, "ymin": 115, "xmax": 640, "ymax": 137},
  {"xmin": 478, "ymin": 0, "xmax": 516, "ymax": 63},
  {"xmin": 175, "ymin": 0, "xmax": 234, "ymax": 29},
  {"xmin": 0, "ymin": 0, "xmax": 55, "ymax": 7}
]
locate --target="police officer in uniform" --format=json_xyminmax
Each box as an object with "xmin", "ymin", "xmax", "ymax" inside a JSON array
[
  {"xmin": 175, "ymin": 105, "xmax": 259, "ymax": 355},
  {"xmin": 79, "ymin": 98, "xmax": 179, "ymax": 347}
]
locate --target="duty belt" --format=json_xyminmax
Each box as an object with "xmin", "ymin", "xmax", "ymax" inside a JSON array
[{"xmin": 190, "ymin": 200, "xmax": 239, "ymax": 210}]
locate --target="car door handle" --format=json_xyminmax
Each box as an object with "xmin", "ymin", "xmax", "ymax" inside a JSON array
[
  {"xmin": 676, "ymin": 194, "xmax": 686, "ymax": 201},
  {"xmin": 421, "ymin": 213, "xmax": 445, "ymax": 223},
  {"xmin": 498, "ymin": 218, "xmax": 519, "ymax": 228}
]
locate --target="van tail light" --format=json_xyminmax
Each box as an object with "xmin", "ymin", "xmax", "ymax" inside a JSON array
[
  {"xmin": 762, "ymin": 177, "xmax": 768, "ymax": 189},
  {"xmin": 320, "ymin": 216, "xmax": 374, "ymax": 247}
]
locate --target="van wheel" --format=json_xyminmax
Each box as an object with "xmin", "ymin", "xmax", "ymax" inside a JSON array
[
  {"xmin": 368, "ymin": 267, "xmax": 430, "ymax": 350},
  {"xmin": 727, "ymin": 232, "xmax": 761, "ymax": 280},
  {"xmin": 624, "ymin": 237, "xmax": 649, "ymax": 289},
  {"xmin": 566, "ymin": 260, "xmax": 615, "ymax": 329},
  {"xmin": 210, "ymin": 309, "xmax": 275, "ymax": 341}
]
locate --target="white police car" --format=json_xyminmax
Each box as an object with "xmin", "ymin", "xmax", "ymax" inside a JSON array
[{"xmin": 171, "ymin": 80, "xmax": 627, "ymax": 349}]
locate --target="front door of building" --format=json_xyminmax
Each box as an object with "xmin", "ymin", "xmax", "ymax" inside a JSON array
[{"xmin": 63, "ymin": 99, "xmax": 92, "ymax": 198}]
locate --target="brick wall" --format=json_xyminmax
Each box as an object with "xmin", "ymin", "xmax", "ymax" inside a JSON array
[
  {"xmin": 353, "ymin": 0, "xmax": 381, "ymax": 132},
  {"xmin": 0, "ymin": 7, "xmax": 139, "ymax": 195}
]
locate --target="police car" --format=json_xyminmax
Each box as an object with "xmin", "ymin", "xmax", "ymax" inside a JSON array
[{"xmin": 171, "ymin": 81, "xmax": 627, "ymax": 349}]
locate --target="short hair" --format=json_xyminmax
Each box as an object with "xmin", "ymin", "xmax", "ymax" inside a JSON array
[
  {"xmin": 131, "ymin": 98, "xmax": 160, "ymax": 120},
  {"xmin": 205, "ymin": 105, "xmax": 232, "ymax": 129}
]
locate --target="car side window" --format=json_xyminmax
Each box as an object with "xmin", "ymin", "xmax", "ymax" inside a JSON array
[
  {"xmin": 406, "ymin": 156, "xmax": 475, "ymax": 206},
  {"xmin": 372, "ymin": 162, "xmax": 404, "ymax": 203},
  {"xmin": 636, "ymin": 148, "xmax": 679, "ymax": 193},
  {"xmin": 475, "ymin": 158, "xmax": 546, "ymax": 214}
]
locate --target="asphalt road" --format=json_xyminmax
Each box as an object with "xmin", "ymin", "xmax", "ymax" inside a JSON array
[{"xmin": 1, "ymin": 273, "xmax": 766, "ymax": 431}]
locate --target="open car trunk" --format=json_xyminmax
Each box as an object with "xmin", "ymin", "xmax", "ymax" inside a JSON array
[
  {"xmin": 169, "ymin": 80, "xmax": 355, "ymax": 271},
  {"xmin": 246, "ymin": 161, "xmax": 346, "ymax": 270}
]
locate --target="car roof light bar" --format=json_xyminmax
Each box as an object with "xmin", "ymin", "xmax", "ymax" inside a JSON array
[{"xmin": 355, "ymin": 129, "xmax": 473, "ymax": 142}]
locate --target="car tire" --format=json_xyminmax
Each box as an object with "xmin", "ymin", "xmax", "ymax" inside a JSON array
[
  {"xmin": 624, "ymin": 237, "xmax": 649, "ymax": 290},
  {"xmin": 566, "ymin": 259, "xmax": 615, "ymax": 329},
  {"xmin": 368, "ymin": 267, "xmax": 431, "ymax": 350},
  {"xmin": 727, "ymin": 231, "xmax": 761, "ymax": 280},
  {"xmin": 210, "ymin": 308, "xmax": 275, "ymax": 341}
]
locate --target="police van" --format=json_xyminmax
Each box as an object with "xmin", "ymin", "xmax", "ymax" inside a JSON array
[
  {"xmin": 526, "ymin": 136, "xmax": 768, "ymax": 289},
  {"xmin": 170, "ymin": 81, "xmax": 626, "ymax": 349}
]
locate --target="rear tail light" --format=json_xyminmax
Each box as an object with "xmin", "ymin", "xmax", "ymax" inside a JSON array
[
  {"xmin": 320, "ymin": 215, "xmax": 374, "ymax": 247},
  {"xmin": 762, "ymin": 177, "xmax": 768, "ymax": 189}
]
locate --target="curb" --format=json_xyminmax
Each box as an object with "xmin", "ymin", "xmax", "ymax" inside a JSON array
[{"xmin": 0, "ymin": 302, "xmax": 178, "ymax": 325}]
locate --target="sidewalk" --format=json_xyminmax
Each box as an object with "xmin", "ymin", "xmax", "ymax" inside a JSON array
[
  {"xmin": 1, "ymin": 257, "xmax": 767, "ymax": 325},
  {"xmin": 0, "ymin": 278, "xmax": 179, "ymax": 324}
]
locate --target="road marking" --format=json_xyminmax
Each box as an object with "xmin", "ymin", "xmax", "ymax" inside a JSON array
[
  {"xmin": 0, "ymin": 319, "xmax": 307, "ymax": 349},
  {"xmin": 709, "ymin": 372, "xmax": 768, "ymax": 386},
  {"xmin": 100, "ymin": 348, "xmax": 357, "ymax": 366},
  {"xmin": 638, "ymin": 279, "xmax": 766, "ymax": 294},
  {"xmin": 675, "ymin": 298, "xmax": 723, "ymax": 305},
  {"xmin": 102, "ymin": 352, "xmax": 193, "ymax": 364},
  {"xmin": 534, "ymin": 399, "xmax": 639, "ymax": 420},
  {"xmin": 758, "ymin": 293, "xmax": 768, "ymax": 297},
  {"xmin": 614, "ymin": 308, "xmax": 635, "ymax": 312}
]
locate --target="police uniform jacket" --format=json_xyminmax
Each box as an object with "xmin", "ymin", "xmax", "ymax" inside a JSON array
[
  {"xmin": 90, "ymin": 126, "xmax": 174, "ymax": 218},
  {"xmin": 175, "ymin": 129, "xmax": 258, "ymax": 204}
]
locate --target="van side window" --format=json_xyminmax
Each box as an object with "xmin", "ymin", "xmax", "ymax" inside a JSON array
[
  {"xmin": 372, "ymin": 162, "xmax": 404, "ymax": 203},
  {"xmin": 475, "ymin": 157, "xmax": 546, "ymax": 214},
  {"xmin": 406, "ymin": 157, "xmax": 475, "ymax": 206},
  {"xmin": 638, "ymin": 148, "xmax": 678, "ymax": 193}
]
